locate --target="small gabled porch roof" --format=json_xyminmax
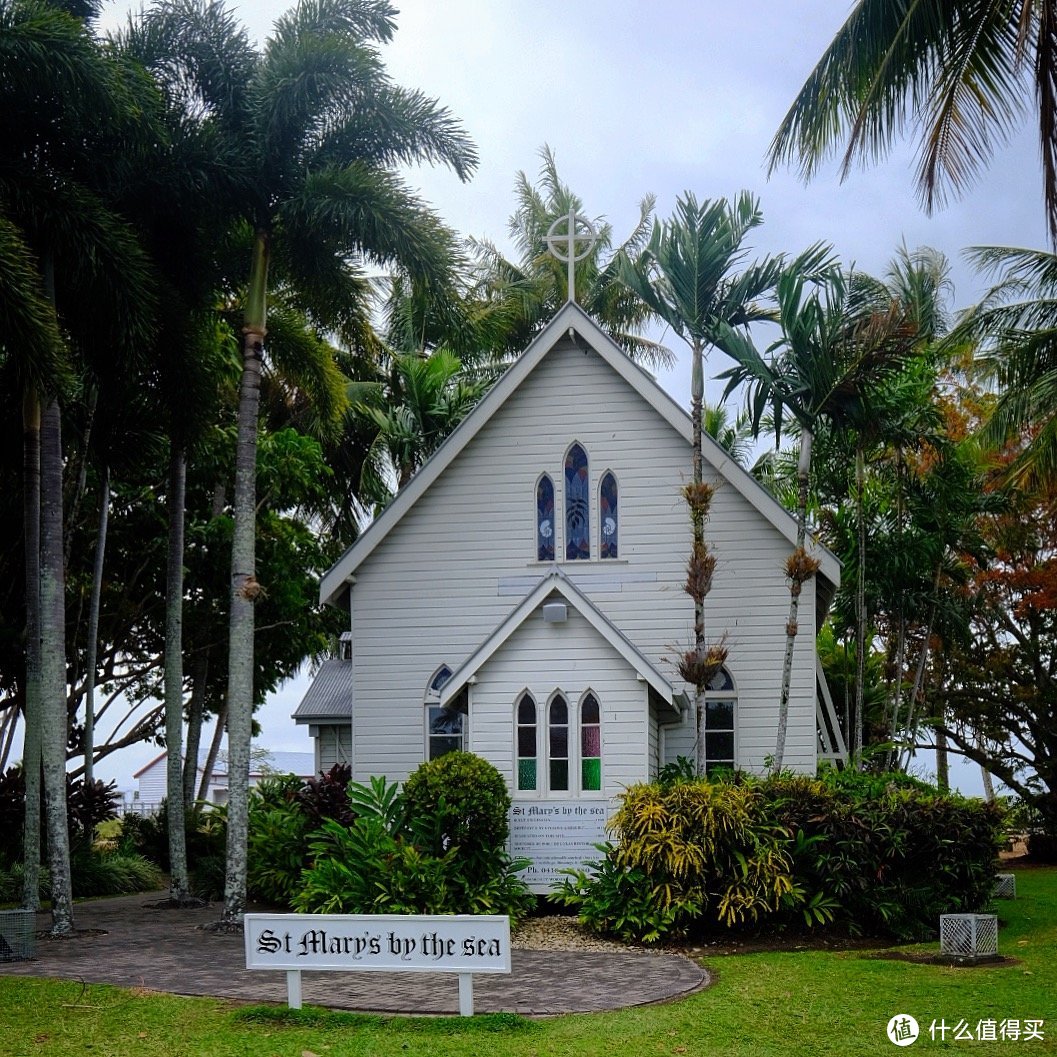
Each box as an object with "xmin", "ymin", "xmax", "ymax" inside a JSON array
[{"xmin": 438, "ymin": 569, "xmax": 687, "ymax": 722}]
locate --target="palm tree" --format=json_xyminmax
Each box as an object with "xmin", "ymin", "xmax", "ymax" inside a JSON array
[
  {"xmin": 2, "ymin": 0, "xmax": 156, "ymax": 929},
  {"xmin": 618, "ymin": 191, "xmax": 785, "ymax": 774},
  {"xmin": 472, "ymin": 146, "xmax": 672, "ymax": 368},
  {"xmin": 768, "ymin": 1, "xmax": 1057, "ymax": 243},
  {"xmin": 955, "ymin": 245, "xmax": 1057, "ymax": 487},
  {"xmin": 136, "ymin": 0, "xmax": 476, "ymax": 923},
  {"xmin": 720, "ymin": 259, "xmax": 918, "ymax": 770}
]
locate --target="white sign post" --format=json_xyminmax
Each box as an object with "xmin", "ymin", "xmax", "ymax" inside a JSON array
[{"xmin": 244, "ymin": 914, "xmax": 510, "ymax": 1016}]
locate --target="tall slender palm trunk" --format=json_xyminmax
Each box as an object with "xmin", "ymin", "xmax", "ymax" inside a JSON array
[
  {"xmin": 773, "ymin": 428, "xmax": 813, "ymax": 773},
  {"xmin": 853, "ymin": 445, "xmax": 866, "ymax": 764},
  {"xmin": 223, "ymin": 231, "xmax": 268, "ymax": 924},
  {"xmin": 83, "ymin": 468, "xmax": 109, "ymax": 784},
  {"xmin": 40, "ymin": 396, "xmax": 74, "ymax": 935},
  {"xmin": 691, "ymin": 339, "xmax": 707, "ymax": 772},
  {"xmin": 183, "ymin": 649, "xmax": 210, "ymax": 808},
  {"xmin": 22, "ymin": 390, "xmax": 42, "ymax": 911},
  {"xmin": 165, "ymin": 447, "xmax": 190, "ymax": 902}
]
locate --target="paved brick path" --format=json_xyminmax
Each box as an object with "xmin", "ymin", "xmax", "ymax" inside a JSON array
[{"xmin": 1, "ymin": 894, "xmax": 708, "ymax": 1016}]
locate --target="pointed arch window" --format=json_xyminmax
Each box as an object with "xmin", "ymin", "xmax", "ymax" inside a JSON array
[
  {"xmin": 599, "ymin": 471, "xmax": 618, "ymax": 559},
  {"xmin": 580, "ymin": 693, "xmax": 601, "ymax": 790},
  {"xmin": 703, "ymin": 667, "xmax": 736, "ymax": 776},
  {"xmin": 516, "ymin": 693, "xmax": 538, "ymax": 790},
  {"xmin": 565, "ymin": 443, "xmax": 590, "ymax": 560},
  {"xmin": 548, "ymin": 694, "xmax": 570, "ymax": 790},
  {"xmin": 536, "ymin": 475, "xmax": 555, "ymax": 561}
]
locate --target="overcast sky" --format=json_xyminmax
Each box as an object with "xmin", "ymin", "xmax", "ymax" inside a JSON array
[{"xmin": 92, "ymin": 0, "xmax": 1046, "ymax": 793}]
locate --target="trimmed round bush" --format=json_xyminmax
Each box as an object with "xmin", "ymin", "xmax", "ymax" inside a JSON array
[{"xmin": 403, "ymin": 751, "xmax": 511, "ymax": 862}]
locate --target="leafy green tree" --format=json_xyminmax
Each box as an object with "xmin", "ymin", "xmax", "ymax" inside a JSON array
[
  {"xmin": 769, "ymin": 1, "xmax": 1057, "ymax": 243},
  {"xmin": 720, "ymin": 259, "xmax": 917, "ymax": 770},
  {"xmin": 472, "ymin": 146, "xmax": 671, "ymax": 367},
  {"xmin": 955, "ymin": 246, "xmax": 1057, "ymax": 488},
  {"xmin": 135, "ymin": 0, "xmax": 476, "ymax": 922},
  {"xmin": 1, "ymin": 0, "xmax": 156, "ymax": 929}
]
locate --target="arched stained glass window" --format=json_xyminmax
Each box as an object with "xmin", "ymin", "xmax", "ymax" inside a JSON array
[
  {"xmin": 536, "ymin": 475, "xmax": 555, "ymax": 561},
  {"xmin": 429, "ymin": 666, "xmax": 453, "ymax": 694},
  {"xmin": 580, "ymin": 693, "xmax": 601, "ymax": 791},
  {"xmin": 516, "ymin": 694, "xmax": 537, "ymax": 790},
  {"xmin": 599, "ymin": 472, "xmax": 618, "ymax": 559},
  {"xmin": 565, "ymin": 443, "xmax": 590, "ymax": 560},
  {"xmin": 549, "ymin": 695, "xmax": 569, "ymax": 790}
]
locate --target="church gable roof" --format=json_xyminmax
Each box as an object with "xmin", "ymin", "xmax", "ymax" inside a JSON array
[
  {"xmin": 437, "ymin": 570, "xmax": 684, "ymax": 720},
  {"xmin": 319, "ymin": 302, "xmax": 839, "ymax": 606}
]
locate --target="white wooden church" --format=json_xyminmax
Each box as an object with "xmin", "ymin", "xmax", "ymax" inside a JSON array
[{"xmin": 294, "ymin": 294, "xmax": 847, "ymax": 856}]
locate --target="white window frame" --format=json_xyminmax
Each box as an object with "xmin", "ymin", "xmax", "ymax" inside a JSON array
[
  {"xmin": 513, "ymin": 687, "xmax": 602, "ymax": 798},
  {"xmin": 702, "ymin": 667, "xmax": 737, "ymax": 776},
  {"xmin": 424, "ymin": 665, "xmax": 467, "ymax": 761}
]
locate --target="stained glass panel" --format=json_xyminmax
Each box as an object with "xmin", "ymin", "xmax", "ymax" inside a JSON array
[
  {"xmin": 565, "ymin": 444, "xmax": 590, "ymax": 560},
  {"xmin": 536, "ymin": 475, "xmax": 555, "ymax": 562},
  {"xmin": 518, "ymin": 758, "xmax": 537, "ymax": 790},
  {"xmin": 581, "ymin": 757, "xmax": 601, "ymax": 791},
  {"xmin": 550, "ymin": 759, "xmax": 569, "ymax": 791},
  {"xmin": 516, "ymin": 693, "xmax": 537, "ymax": 791},
  {"xmin": 599, "ymin": 472, "xmax": 618, "ymax": 559}
]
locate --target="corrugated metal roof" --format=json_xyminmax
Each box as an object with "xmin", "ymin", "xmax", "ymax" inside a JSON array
[{"xmin": 292, "ymin": 658, "xmax": 353, "ymax": 721}]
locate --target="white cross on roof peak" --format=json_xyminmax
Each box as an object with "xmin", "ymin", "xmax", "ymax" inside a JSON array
[{"xmin": 544, "ymin": 208, "xmax": 598, "ymax": 303}]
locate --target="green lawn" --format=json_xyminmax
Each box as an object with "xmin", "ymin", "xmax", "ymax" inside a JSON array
[{"xmin": 2, "ymin": 869, "xmax": 1054, "ymax": 1057}]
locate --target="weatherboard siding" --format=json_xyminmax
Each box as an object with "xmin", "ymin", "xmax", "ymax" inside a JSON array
[
  {"xmin": 347, "ymin": 336, "xmax": 818, "ymax": 781},
  {"xmin": 467, "ymin": 604, "xmax": 649, "ymax": 797}
]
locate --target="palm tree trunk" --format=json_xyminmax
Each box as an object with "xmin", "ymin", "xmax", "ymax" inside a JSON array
[
  {"xmin": 691, "ymin": 339, "xmax": 706, "ymax": 773},
  {"xmin": 898, "ymin": 565, "xmax": 941, "ymax": 771},
  {"xmin": 165, "ymin": 447, "xmax": 190, "ymax": 902},
  {"xmin": 183, "ymin": 648, "xmax": 210, "ymax": 808},
  {"xmin": 223, "ymin": 229, "xmax": 268, "ymax": 924},
  {"xmin": 853, "ymin": 444, "xmax": 866, "ymax": 766},
  {"xmin": 83, "ymin": 467, "xmax": 109, "ymax": 784},
  {"xmin": 773, "ymin": 427, "xmax": 812, "ymax": 773},
  {"xmin": 886, "ymin": 617, "xmax": 908, "ymax": 770},
  {"xmin": 198, "ymin": 697, "xmax": 226, "ymax": 804},
  {"xmin": 40, "ymin": 395, "xmax": 74, "ymax": 935},
  {"xmin": 22, "ymin": 390, "xmax": 42, "ymax": 911}
]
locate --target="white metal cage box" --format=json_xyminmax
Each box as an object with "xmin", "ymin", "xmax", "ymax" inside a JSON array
[{"xmin": 939, "ymin": 913, "xmax": 998, "ymax": 962}]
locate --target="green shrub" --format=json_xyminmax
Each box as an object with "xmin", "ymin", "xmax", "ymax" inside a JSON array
[
  {"xmin": 558, "ymin": 771, "xmax": 1003, "ymax": 944},
  {"xmin": 295, "ymin": 764, "xmax": 533, "ymax": 923},
  {"xmin": 556, "ymin": 780, "xmax": 792, "ymax": 942},
  {"xmin": 71, "ymin": 850, "xmax": 162, "ymax": 897},
  {"xmin": 123, "ymin": 800, "xmax": 227, "ymax": 899},
  {"xmin": 0, "ymin": 768, "xmax": 120, "ymax": 865},
  {"xmin": 247, "ymin": 782, "xmax": 311, "ymax": 906},
  {"xmin": 760, "ymin": 772, "xmax": 1003, "ymax": 939},
  {"xmin": 402, "ymin": 751, "xmax": 511, "ymax": 864},
  {"xmin": 555, "ymin": 846, "xmax": 701, "ymax": 943}
]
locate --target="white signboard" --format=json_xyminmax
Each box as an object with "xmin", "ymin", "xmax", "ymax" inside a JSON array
[
  {"xmin": 244, "ymin": 913, "xmax": 510, "ymax": 974},
  {"xmin": 509, "ymin": 800, "xmax": 609, "ymax": 891}
]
